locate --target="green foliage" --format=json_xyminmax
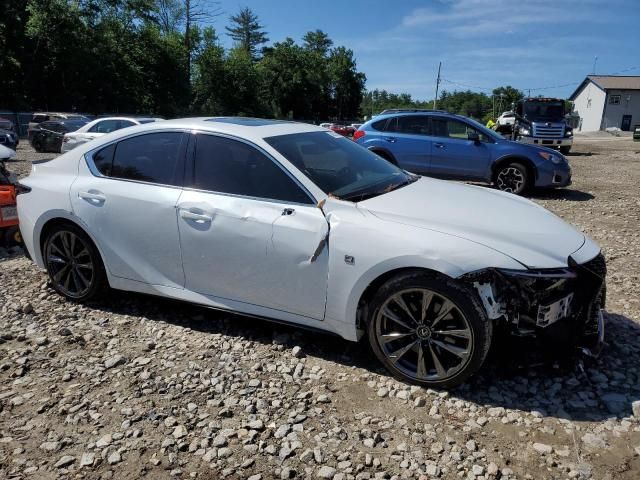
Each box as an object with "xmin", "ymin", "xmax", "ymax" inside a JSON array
[
  {"xmin": 361, "ymin": 86, "xmax": 525, "ymax": 122},
  {"xmin": 225, "ymin": 7, "xmax": 269, "ymax": 60},
  {"xmin": 2, "ymin": 2, "xmax": 366, "ymax": 120}
]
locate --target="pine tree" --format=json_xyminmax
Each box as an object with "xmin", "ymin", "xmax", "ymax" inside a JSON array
[{"xmin": 225, "ymin": 7, "xmax": 268, "ymax": 59}]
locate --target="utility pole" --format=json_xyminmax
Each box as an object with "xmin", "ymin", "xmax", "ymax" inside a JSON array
[
  {"xmin": 592, "ymin": 56, "xmax": 598, "ymax": 74},
  {"xmin": 433, "ymin": 62, "xmax": 442, "ymax": 109}
]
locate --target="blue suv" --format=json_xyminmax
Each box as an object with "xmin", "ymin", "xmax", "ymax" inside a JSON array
[{"xmin": 353, "ymin": 109, "xmax": 571, "ymax": 195}]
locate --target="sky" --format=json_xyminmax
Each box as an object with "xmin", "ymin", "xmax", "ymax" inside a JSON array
[{"xmin": 212, "ymin": 0, "xmax": 640, "ymax": 100}]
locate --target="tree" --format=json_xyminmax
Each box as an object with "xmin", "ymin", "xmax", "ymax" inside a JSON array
[
  {"xmin": 302, "ymin": 29, "xmax": 333, "ymax": 56},
  {"xmin": 225, "ymin": 7, "xmax": 268, "ymax": 59},
  {"xmin": 327, "ymin": 47, "xmax": 366, "ymax": 119}
]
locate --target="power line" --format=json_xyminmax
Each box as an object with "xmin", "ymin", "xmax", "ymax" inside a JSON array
[{"xmin": 438, "ymin": 63, "xmax": 640, "ymax": 96}]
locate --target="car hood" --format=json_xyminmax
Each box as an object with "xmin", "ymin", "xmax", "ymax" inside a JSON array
[{"xmin": 359, "ymin": 177, "xmax": 585, "ymax": 269}]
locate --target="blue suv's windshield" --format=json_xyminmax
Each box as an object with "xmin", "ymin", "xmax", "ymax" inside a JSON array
[{"xmin": 265, "ymin": 131, "xmax": 417, "ymax": 201}]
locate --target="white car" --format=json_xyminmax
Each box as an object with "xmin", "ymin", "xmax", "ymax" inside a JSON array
[
  {"xmin": 61, "ymin": 116, "xmax": 162, "ymax": 153},
  {"xmin": 0, "ymin": 144, "xmax": 16, "ymax": 161},
  {"xmin": 17, "ymin": 117, "xmax": 606, "ymax": 387}
]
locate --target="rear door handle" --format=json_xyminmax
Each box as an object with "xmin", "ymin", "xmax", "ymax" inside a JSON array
[
  {"xmin": 78, "ymin": 191, "xmax": 106, "ymax": 202},
  {"xmin": 385, "ymin": 137, "xmax": 397, "ymax": 143},
  {"xmin": 180, "ymin": 209, "xmax": 212, "ymax": 223},
  {"xmin": 434, "ymin": 143, "xmax": 445, "ymax": 149}
]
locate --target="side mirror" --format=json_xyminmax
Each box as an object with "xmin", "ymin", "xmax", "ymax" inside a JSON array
[{"xmin": 467, "ymin": 131, "xmax": 480, "ymax": 143}]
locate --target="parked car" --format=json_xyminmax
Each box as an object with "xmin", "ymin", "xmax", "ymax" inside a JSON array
[
  {"xmin": 0, "ymin": 128, "xmax": 19, "ymax": 150},
  {"xmin": 319, "ymin": 123, "xmax": 332, "ymax": 129},
  {"xmin": 17, "ymin": 117, "xmax": 606, "ymax": 388},
  {"xmin": 330, "ymin": 124, "xmax": 356, "ymax": 137},
  {"xmin": 0, "ymin": 148, "xmax": 21, "ymax": 246},
  {"xmin": 29, "ymin": 119, "xmax": 89, "ymax": 153},
  {"xmin": 495, "ymin": 111, "xmax": 515, "ymax": 134},
  {"xmin": 0, "ymin": 117, "xmax": 15, "ymax": 132},
  {"xmin": 28, "ymin": 112, "xmax": 89, "ymax": 141},
  {"xmin": 350, "ymin": 123, "xmax": 363, "ymax": 130},
  {"xmin": 353, "ymin": 110, "xmax": 571, "ymax": 195},
  {"xmin": 62, "ymin": 116, "xmax": 162, "ymax": 153}
]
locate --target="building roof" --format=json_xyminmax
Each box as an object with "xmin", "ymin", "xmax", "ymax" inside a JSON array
[{"xmin": 570, "ymin": 75, "xmax": 640, "ymax": 100}]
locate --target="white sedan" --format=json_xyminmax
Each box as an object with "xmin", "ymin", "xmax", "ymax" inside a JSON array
[
  {"xmin": 61, "ymin": 116, "xmax": 162, "ymax": 153},
  {"xmin": 17, "ymin": 118, "xmax": 606, "ymax": 387}
]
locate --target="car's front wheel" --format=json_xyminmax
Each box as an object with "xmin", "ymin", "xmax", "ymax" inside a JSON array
[
  {"xmin": 367, "ymin": 272, "xmax": 492, "ymax": 388},
  {"xmin": 495, "ymin": 162, "xmax": 529, "ymax": 195},
  {"xmin": 560, "ymin": 146, "xmax": 571, "ymax": 155},
  {"xmin": 43, "ymin": 223, "xmax": 107, "ymax": 302}
]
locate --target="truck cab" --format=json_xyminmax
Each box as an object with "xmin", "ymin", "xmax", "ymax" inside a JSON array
[{"xmin": 513, "ymin": 98, "xmax": 573, "ymax": 154}]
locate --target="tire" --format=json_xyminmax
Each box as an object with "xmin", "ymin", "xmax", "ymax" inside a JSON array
[
  {"xmin": 560, "ymin": 146, "xmax": 571, "ymax": 155},
  {"xmin": 495, "ymin": 162, "xmax": 529, "ymax": 195},
  {"xmin": 32, "ymin": 140, "xmax": 42, "ymax": 152},
  {"xmin": 366, "ymin": 271, "xmax": 492, "ymax": 388},
  {"xmin": 4, "ymin": 226, "xmax": 21, "ymax": 246},
  {"xmin": 43, "ymin": 223, "xmax": 107, "ymax": 302}
]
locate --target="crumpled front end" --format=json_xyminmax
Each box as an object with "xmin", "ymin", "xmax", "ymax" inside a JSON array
[{"xmin": 461, "ymin": 253, "xmax": 607, "ymax": 357}]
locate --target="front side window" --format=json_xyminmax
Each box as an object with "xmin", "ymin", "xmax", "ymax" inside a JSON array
[
  {"xmin": 189, "ymin": 134, "xmax": 312, "ymax": 204},
  {"xmin": 265, "ymin": 131, "xmax": 416, "ymax": 202},
  {"xmin": 89, "ymin": 119, "xmax": 121, "ymax": 134},
  {"xmin": 431, "ymin": 118, "xmax": 493, "ymax": 142},
  {"xmin": 93, "ymin": 132, "xmax": 184, "ymax": 186}
]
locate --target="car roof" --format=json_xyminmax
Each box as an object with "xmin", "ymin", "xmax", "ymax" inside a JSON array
[{"xmin": 107, "ymin": 117, "xmax": 326, "ymax": 141}]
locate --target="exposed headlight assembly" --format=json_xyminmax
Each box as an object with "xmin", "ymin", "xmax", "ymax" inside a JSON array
[{"xmin": 519, "ymin": 126, "xmax": 531, "ymax": 136}]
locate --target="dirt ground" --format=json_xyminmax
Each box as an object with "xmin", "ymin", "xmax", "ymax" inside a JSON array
[{"xmin": 1, "ymin": 135, "xmax": 639, "ymax": 480}]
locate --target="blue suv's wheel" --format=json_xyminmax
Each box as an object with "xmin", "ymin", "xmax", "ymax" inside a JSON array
[{"xmin": 495, "ymin": 162, "xmax": 529, "ymax": 195}]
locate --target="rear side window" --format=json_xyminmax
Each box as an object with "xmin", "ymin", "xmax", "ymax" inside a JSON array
[
  {"xmin": 190, "ymin": 134, "xmax": 312, "ymax": 204},
  {"xmin": 32, "ymin": 114, "xmax": 48, "ymax": 123},
  {"xmin": 396, "ymin": 115, "xmax": 430, "ymax": 135},
  {"xmin": 94, "ymin": 132, "xmax": 184, "ymax": 186},
  {"xmin": 371, "ymin": 119, "xmax": 388, "ymax": 131}
]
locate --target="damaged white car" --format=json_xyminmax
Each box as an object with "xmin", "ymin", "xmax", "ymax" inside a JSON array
[{"xmin": 17, "ymin": 118, "xmax": 606, "ymax": 388}]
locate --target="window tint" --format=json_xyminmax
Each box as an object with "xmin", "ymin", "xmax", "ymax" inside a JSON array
[
  {"xmin": 395, "ymin": 115, "xmax": 430, "ymax": 135},
  {"xmin": 89, "ymin": 119, "xmax": 121, "ymax": 133},
  {"xmin": 93, "ymin": 143, "xmax": 116, "ymax": 176},
  {"xmin": 431, "ymin": 118, "xmax": 490, "ymax": 142},
  {"xmin": 119, "ymin": 120, "xmax": 136, "ymax": 128},
  {"xmin": 191, "ymin": 134, "xmax": 312, "ymax": 204},
  {"xmin": 371, "ymin": 119, "xmax": 388, "ymax": 131},
  {"xmin": 32, "ymin": 114, "xmax": 47, "ymax": 123},
  {"xmin": 111, "ymin": 132, "xmax": 183, "ymax": 186}
]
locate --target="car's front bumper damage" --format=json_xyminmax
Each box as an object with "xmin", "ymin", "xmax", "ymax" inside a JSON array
[{"xmin": 462, "ymin": 253, "xmax": 607, "ymax": 357}]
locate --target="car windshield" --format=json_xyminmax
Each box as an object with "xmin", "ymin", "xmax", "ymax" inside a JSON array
[
  {"xmin": 523, "ymin": 102, "xmax": 564, "ymax": 121},
  {"xmin": 265, "ymin": 131, "xmax": 417, "ymax": 201}
]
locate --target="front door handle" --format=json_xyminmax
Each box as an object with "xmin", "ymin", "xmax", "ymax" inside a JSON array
[
  {"xmin": 385, "ymin": 137, "xmax": 397, "ymax": 143},
  {"xmin": 180, "ymin": 209, "xmax": 212, "ymax": 223},
  {"xmin": 434, "ymin": 143, "xmax": 445, "ymax": 149},
  {"xmin": 78, "ymin": 191, "xmax": 106, "ymax": 202}
]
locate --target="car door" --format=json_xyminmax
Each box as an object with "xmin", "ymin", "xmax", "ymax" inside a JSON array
[
  {"xmin": 380, "ymin": 116, "xmax": 432, "ymax": 174},
  {"xmin": 428, "ymin": 116, "xmax": 492, "ymax": 180},
  {"xmin": 70, "ymin": 130, "xmax": 188, "ymax": 288},
  {"xmin": 177, "ymin": 132, "xmax": 329, "ymax": 320}
]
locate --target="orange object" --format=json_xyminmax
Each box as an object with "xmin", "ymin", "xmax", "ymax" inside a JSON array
[{"xmin": 0, "ymin": 165, "xmax": 20, "ymax": 245}]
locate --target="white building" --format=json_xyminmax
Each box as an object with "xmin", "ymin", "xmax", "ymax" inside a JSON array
[{"xmin": 569, "ymin": 75, "xmax": 640, "ymax": 132}]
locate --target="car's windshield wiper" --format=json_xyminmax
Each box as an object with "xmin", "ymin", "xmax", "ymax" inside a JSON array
[{"xmin": 339, "ymin": 175, "xmax": 418, "ymax": 202}]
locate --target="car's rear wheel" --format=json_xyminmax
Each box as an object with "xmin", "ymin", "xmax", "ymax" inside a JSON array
[
  {"xmin": 495, "ymin": 162, "xmax": 529, "ymax": 195},
  {"xmin": 32, "ymin": 139, "xmax": 43, "ymax": 152},
  {"xmin": 43, "ymin": 224, "xmax": 106, "ymax": 302},
  {"xmin": 367, "ymin": 272, "xmax": 492, "ymax": 388}
]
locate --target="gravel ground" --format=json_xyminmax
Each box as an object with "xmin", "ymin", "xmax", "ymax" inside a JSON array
[{"xmin": 1, "ymin": 137, "xmax": 640, "ymax": 479}]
